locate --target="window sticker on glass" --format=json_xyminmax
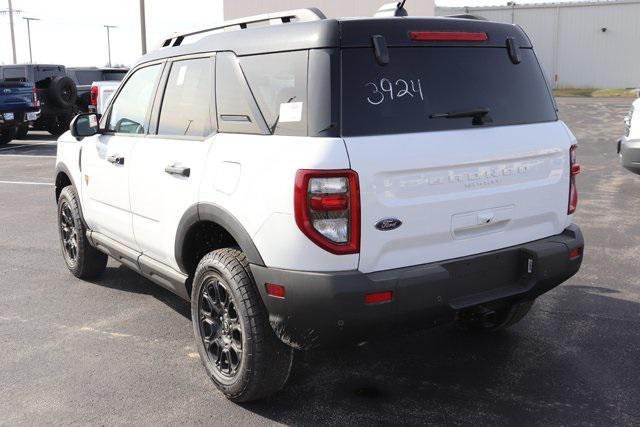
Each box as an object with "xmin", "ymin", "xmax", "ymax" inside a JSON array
[
  {"xmin": 365, "ymin": 78, "xmax": 424, "ymax": 106},
  {"xmin": 176, "ymin": 65, "xmax": 188, "ymax": 86},
  {"xmin": 278, "ymin": 101, "xmax": 303, "ymax": 122},
  {"xmin": 89, "ymin": 115, "xmax": 98, "ymax": 127}
]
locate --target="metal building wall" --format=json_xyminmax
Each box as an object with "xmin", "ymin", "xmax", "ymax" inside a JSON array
[
  {"xmin": 438, "ymin": 1, "xmax": 640, "ymax": 89},
  {"xmin": 224, "ymin": 0, "xmax": 434, "ymax": 20}
]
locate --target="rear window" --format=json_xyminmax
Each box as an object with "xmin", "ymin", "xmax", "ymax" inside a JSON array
[
  {"xmin": 241, "ymin": 51, "xmax": 308, "ymax": 136},
  {"xmin": 102, "ymin": 71, "xmax": 127, "ymax": 81},
  {"xmin": 341, "ymin": 47, "xmax": 557, "ymax": 136}
]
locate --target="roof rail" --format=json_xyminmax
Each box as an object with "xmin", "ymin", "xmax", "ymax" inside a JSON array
[
  {"xmin": 157, "ymin": 8, "xmax": 326, "ymax": 50},
  {"xmin": 445, "ymin": 14, "xmax": 487, "ymax": 21}
]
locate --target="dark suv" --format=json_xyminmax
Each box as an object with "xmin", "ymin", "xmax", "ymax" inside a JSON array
[{"xmin": 0, "ymin": 64, "xmax": 127, "ymax": 137}]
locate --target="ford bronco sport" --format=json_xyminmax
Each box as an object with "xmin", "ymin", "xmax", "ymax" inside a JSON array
[{"xmin": 55, "ymin": 9, "xmax": 584, "ymax": 402}]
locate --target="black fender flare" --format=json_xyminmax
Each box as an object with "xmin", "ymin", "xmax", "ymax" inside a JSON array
[
  {"xmin": 174, "ymin": 203, "xmax": 265, "ymax": 274},
  {"xmin": 54, "ymin": 162, "xmax": 78, "ymax": 200}
]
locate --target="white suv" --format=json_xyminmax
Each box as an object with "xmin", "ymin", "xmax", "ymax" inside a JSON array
[
  {"xmin": 618, "ymin": 97, "xmax": 640, "ymax": 174},
  {"xmin": 55, "ymin": 9, "xmax": 584, "ymax": 402}
]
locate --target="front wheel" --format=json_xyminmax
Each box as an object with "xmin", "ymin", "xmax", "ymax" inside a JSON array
[
  {"xmin": 57, "ymin": 186, "xmax": 108, "ymax": 279},
  {"xmin": 191, "ymin": 248, "xmax": 293, "ymax": 402},
  {"xmin": 456, "ymin": 301, "xmax": 534, "ymax": 332}
]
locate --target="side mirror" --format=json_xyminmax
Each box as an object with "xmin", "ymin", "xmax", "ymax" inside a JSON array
[{"xmin": 70, "ymin": 113, "xmax": 99, "ymax": 140}]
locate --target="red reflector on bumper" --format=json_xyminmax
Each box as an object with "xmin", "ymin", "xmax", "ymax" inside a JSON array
[
  {"xmin": 364, "ymin": 291, "xmax": 393, "ymax": 305},
  {"xmin": 569, "ymin": 247, "xmax": 583, "ymax": 260},
  {"xmin": 409, "ymin": 31, "xmax": 488, "ymax": 42},
  {"xmin": 265, "ymin": 283, "xmax": 286, "ymax": 299}
]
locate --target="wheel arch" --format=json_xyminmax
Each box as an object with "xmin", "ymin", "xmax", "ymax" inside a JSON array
[
  {"xmin": 175, "ymin": 203, "xmax": 265, "ymax": 278},
  {"xmin": 55, "ymin": 163, "xmax": 75, "ymax": 202}
]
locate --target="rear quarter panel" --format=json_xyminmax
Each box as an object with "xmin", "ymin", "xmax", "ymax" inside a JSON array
[{"xmin": 198, "ymin": 133, "xmax": 358, "ymax": 271}]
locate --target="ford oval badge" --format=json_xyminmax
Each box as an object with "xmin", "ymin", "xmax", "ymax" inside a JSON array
[{"xmin": 375, "ymin": 218, "xmax": 402, "ymax": 231}]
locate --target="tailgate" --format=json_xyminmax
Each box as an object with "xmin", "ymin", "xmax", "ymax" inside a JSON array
[
  {"xmin": 339, "ymin": 38, "xmax": 570, "ymax": 273},
  {"xmin": 344, "ymin": 122, "xmax": 572, "ymax": 273},
  {"xmin": 0, "ymin": 81, "xmax": 34, "ymax": 111}
]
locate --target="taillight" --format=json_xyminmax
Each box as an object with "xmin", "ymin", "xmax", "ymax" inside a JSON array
[
  {"xmin": 90, "ymin": 85, "xmax": 98, "ymax": 107},
  {"xmin": 294, "ymin": 170, "xmax": 360, "ymax": 255},
  {"xmin": 568, "ymin": 144, "xmax": 580, "ymax": 214},
  {"xmin": 409, "ymin": 31, "xmax": 488, "ymax": 42},
  {"xmin": 31, "ymin": 86, "xmax": 39, "ymax": 108}
]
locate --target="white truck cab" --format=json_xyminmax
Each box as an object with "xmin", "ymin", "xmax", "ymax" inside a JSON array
[{"xmin": 55, "ymin": 8, "xmax": 583, "ymax": 402}]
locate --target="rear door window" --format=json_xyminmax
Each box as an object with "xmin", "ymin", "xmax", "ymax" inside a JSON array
[
  {"xmin": 341, "ymin": 47, "xmax": 557, "ymax": 136},
  {"xmin": 157, "ymin": 57, "xmax": 213, "ymax": 138},
  {"xmin": 240, "ymin": 51, "xmax": 308, "ymax": 136}
]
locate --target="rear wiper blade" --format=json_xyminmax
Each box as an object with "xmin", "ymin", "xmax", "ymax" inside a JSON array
[{"xmin": 430, "ymin": 108, "xmax": 492, "ymax": 125}]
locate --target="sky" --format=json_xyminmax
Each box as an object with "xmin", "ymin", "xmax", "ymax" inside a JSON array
[{"xmin": 0, "ymin": 0, "xmax": 591, "ymax": 67}]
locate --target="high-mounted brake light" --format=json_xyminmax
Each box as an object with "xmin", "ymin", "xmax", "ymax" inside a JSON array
[
  {"xmin": 294, "ymin": 170, "xmax": 360, "ymax": 255},
  {"xmin": 409, "ymin": 31, "xmax": 488, "ymax": 42},
  {"xmin": 568, "ymin": 144, "xmax": 580, "ymax": 214},
  {"xmin": 90, "ymin": 85, "xmax": 98, "ymax": 107}
]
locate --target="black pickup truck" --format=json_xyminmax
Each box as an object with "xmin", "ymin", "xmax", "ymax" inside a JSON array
[
  {"xmin": 0, "ymin": 79, "xmax": 39, "ymax": 145},
  {"xmin": 0, "ymin": 64, "xmax": 127, "ymax": 137}
]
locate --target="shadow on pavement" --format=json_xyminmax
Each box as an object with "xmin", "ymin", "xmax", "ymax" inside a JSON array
[
  {"xmin": 88, "ymin": 265, "xmax": 191, "ymax": 320},
  {"xmin": 82, "ymin": 262, "xmax": 640, "ymax": 424}
]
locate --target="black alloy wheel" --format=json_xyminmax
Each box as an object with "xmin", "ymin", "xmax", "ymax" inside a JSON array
[
  {"xmin": 199, "ymin": 276, "xmax": 244, "ymax": 378},
  {"xmin": 59, "ymin": 200, "xmax": 79, "ymax": 265}
]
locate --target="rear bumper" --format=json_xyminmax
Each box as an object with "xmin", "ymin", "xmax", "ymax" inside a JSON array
[
  {"xmin": 0, "ymin": 108, "xmax": 40, "ymax": 128},
  {"xmin": 618, "ymin": 136, "xmax": 640, "ymax": 175},
  {"xmin": 251, "ymin": 224, "xmax": 583, "ymax": 349}
]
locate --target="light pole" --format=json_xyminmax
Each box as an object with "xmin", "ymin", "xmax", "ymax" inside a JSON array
[
  {"xmin": 139, "ymin": 0, "xmax": 147, "ymax": 54},
  {"xmin": 23, "ymin": 17, "xmax": 40, "ymax": 63},
  {"xmin": 0, "ymin": 0, "xmax": 22, "ymax": 64},
  {"xmin": 104, "ymin": 25, "xmax": 117, "ymax": 67}
]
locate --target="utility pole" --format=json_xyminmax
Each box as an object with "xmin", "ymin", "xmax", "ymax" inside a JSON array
[
  {"xmin": 507, "ymin": 1, "xmax": 517, "ymax": 24},
  {"xmin": 23, "ymin": 17, "xmax": 40, "ymax": 63},
  {"xmin": 0, "ymin": 0, "xmax": 21, "ymax": 64},
  {"xmin": 104, "ymin": 25, "xmax": 117, "ymax": 67},
  {"xmin": 139, "ymin": 0, "xmax": 147, "ymax": 54}
]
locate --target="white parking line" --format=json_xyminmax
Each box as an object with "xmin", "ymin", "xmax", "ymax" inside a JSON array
[
  {"xmin": 0, "ymin": 154, "xmax": 56, "ymax": 159},
  {"xmin": 0, "ymin": 141, "xmax": 56, "ymax": 152},
  {"xmin": 0, "ymin": 144, "xmax": 28, "ymax": 152},
  {"xmin": 0, "ymin": 180, "xmax": 53, "ymax": 186}
]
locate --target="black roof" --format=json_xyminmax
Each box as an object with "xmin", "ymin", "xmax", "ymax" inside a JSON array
[{"xmin": 136, "ymin": 16, "xmax": 531, "ymax": 67}]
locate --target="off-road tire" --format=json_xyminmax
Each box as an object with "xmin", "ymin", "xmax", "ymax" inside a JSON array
[
  {"xmin": 57, "ymin": 186, "xmax": 108, "ymax": 279},
  {"xmin": 191, "ymin": 248, "xmax": 293, "ymax": 402},
  {"xmin": 49, "ymin": 75, "xmax": 78, "ymax": 108},
  {"xmin": 45, "ymin": 114, "xmax": 73, "ymax": 136},
  {"xmin": 456, "ymin": 300, "xmax": 534, "ymax": 332}
]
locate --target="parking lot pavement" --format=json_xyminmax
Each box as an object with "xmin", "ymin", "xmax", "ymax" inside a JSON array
[{"xmin": 1, "ymin": 100, "xmax": 639, "ymax": 425}]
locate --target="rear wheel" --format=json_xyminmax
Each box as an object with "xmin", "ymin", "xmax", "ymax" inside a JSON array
[
  {"xmin": 456, "ymin": 300, "xmax": 534, "ymax": 332},
  {"xmin": 15, "ymin": 124, "xmax": 29, "ymax": 139},
  {"xmin": 191, "ymin": 248, "xmax": 293, "ymax": 402},
  {"xmin": 57, "ymin": 186, "xmax": 108, "ymax": 279},
  {"xmin": 46, "ymin": 114, "xmax": 73, "ymax": 136},
  {"xmin": 0, "ymin": 127, "xmax": 16, "ymax": 145}
]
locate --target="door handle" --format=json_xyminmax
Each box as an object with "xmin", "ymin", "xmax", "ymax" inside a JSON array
[
  {"xmin": 107, "ymin": 155, "xmax": 125, "ymax": 165},
  {"xmin": 165, "ymin": 164, "xmax": 191, "ymax": 177}
]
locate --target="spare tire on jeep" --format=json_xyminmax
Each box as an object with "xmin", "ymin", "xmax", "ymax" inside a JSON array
[{"xmin": 49, "ymin": 76, "xmax": 78, "ymax": 108}]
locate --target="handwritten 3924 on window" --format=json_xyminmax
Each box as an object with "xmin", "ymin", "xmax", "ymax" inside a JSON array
[{"xmin": 365, "ymin": 78, "xmax": 424, "ymax": 106}]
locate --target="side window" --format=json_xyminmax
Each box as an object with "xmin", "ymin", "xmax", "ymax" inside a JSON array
[
  {"xmin": 107, "ymin": 64, "xmax": 161, "ymax": 134},
  {"xmin": 240, "ymin": 51, "xmax": 308, "ymax": 136},
  {"xmin": 157, "ymin": 58, "xmax": 213, "ymax": 137},
  {"xmin": 216, "ymin": 52, "xmax": 266, "ymax": 135}
]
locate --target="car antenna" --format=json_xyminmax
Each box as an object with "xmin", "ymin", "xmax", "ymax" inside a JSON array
[{"xmin": 396, "ymin": 0, "xmax": 409, "ymax": 16}]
